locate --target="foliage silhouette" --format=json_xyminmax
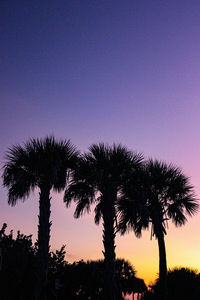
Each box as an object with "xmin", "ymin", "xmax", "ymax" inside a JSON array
[
  {"xmin": 0, "ymin": 224, "xmax": 146, "ymax": 300},
  {"xmin": 61, "ymin": 258, "xmax": 145, "ymax": 300},
  {"xmin": 2, "ymin": 136, "xmax": 78, "ymax": 300},
  {"xmin": 118, "ymin": 159, "xmax": 198, "ymax": 300},
  {"xmin": 0, "ymin": 223, "xmax": 36, "ymax": 299},
  {"xmin": 142, "ymin": 267, "xmax": 200, "ymax": 300},
  {"xmin": 64, "ymin": 143, "xmax": 143, "ymax": 300}
]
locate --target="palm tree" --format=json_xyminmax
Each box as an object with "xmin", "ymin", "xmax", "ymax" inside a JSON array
[
  {"xmin": 2, "ymin": 136, "xmax": 78, "ymax": 300},
  {"xmin": 118, "ymin": 159, "xmax": 198, "ymax": 300},
  {"xmin": 64, "ymin": 143, "xmax": 143, "ymax": 300}
]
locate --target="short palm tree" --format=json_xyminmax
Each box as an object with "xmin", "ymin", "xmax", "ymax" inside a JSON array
[
  {"xmin": 64, "ymin": 143, "xmax": 143, "ymax": 300},
  {"xmin": 2, "ymin": 136, "xmax": 78, "ymax": 300},
  {"xmin": 118, "ymin": 159, "xmax": 198, "ymax": 300}
]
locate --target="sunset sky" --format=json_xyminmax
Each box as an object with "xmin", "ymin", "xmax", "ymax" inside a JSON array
[{"xmin": 1, "ymin": 0, "xmax": 200, "ymax": 285}]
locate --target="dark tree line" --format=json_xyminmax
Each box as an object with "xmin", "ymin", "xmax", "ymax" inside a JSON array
[
  {"xmin": 0, "ymin": 223, "xmax": 146, "ymax": 300},
  {"xmin": 1, "ymin": 223, "xmax": 200, "ymax": 300}
]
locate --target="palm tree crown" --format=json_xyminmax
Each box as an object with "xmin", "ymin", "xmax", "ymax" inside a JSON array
[
  {"xmin": 64, "ymin": 143, "xmax": 143, "ymax": 222},
  {"xmin": 118, "ymin": 160, "xmax": 198, "ymax": 237},
  {"xmin": 3, "ymin": 136, "xmax": 78, "ymax": 205}
]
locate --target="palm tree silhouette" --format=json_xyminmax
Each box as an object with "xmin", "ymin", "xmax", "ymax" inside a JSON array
[
  {"xmin": 64, "ymin": 143, "xmax": 143, "ymax": 300},
  {"xmin": 2, "ymin": 136, "xmax": 78, "ymax": 300},
  {"xmin": 118, "ymin": 159, "xmax": 198, "ymax": 300}
]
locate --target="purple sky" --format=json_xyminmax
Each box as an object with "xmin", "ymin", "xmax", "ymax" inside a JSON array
[{"xmin": 1, "ymin": 0, "xmax": 200, "ymax": 283}]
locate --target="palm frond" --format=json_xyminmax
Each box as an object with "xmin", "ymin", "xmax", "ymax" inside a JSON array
[
  {"xmin": 94, "ymin": 200, "xmax": 103, "ymax": 225},
  {"xmin": 74, "ymin": 197, "xmax": 92, "ymax": 218},
  {"xmin": 3, "ymin": 146, "xmax": 37, "ymax": 205}
]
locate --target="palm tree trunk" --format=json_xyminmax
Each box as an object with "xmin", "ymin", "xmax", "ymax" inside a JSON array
[
  {"xmin": 34, "ymin": 184, "xmax": 51, "ymax": 300},
  {"xmin": 102, "ymin": 191, "xmax": 117, "ymax": 300},
  {"xmin": 157, "ymin": 230, "xmax": 168, "ymax": 300}
]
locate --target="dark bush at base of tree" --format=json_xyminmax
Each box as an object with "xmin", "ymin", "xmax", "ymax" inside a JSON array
[
  {"xmin": 0, "ymin": 224, "xmax": 146, "ymax": 300},
  {"xmin": 142, "ymin": 268, "xmax": 200, "ymax": 300},
  {"xmin": 0, "ymin": 223, "xmax": 36, "ymax": 299}
]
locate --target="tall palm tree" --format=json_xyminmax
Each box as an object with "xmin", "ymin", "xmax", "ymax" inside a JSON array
[
  {"xmin": 64, "ymin": 143, "xmax": 143, "ymax": 300},
  {"xmin": 2, "ymin": 136, "xmax": 78, "ymax": 300},
  {"xmin": 118, "ymin": 160, "xmax": 198, "ymax": 300}
]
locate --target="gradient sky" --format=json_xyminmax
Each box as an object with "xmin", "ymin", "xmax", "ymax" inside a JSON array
[{"xmin": 1, "ymin": 0, "xmax": 200, "ymax": 285}]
